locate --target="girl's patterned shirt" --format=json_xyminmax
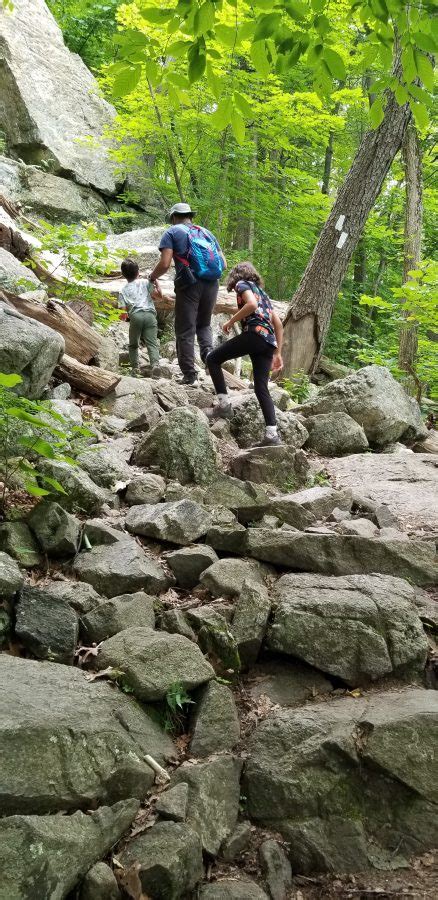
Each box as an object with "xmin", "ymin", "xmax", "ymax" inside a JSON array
[{"xmin": 235, "ymin": 280, "xmax": 277, "ymax": 347}]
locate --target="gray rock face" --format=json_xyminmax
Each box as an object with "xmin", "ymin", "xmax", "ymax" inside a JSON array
[
  {"xmin": 0, "ymin": 654, "xmax": 175, "ymax": 815},
  {"xmin": 172, "ymin": 757, "xmax": 242, "ymax": 855},
  {"xmin": 80, "ymin": 591, "xmax": 155, "ymax": 643},
  {"xmin": 0, "ymin": 521, "xmax": 43, "ymax": 568},
  {"xmin": 200, "ymin": 558, "xmax": 273, "ymax": 598},
  {"xmin": 203, "ymin": 475, "xmax": 270, "ymax": 523},
  {"xmin": 28, "ymin": 500, "xmax": 81, "ymax": 557},
  {"xmin": 221, "ymin": 821, "xmax": 252, "ymax": 861},
  {"xmin": 259, "ymin": 839, "xmax": 292, "ymax": 900},
  {"xmin": 267, "ymin": 496, "xmax": 316, "ymax": 530},
  {"xmin": 95, "ymin": 626, "xmax": 214, "ymax": 701},
  {"xmin": 269, "ymin": 573, "xmax": 428, "ymax": 685},
  {"xmin": 304, "ymin": 412, "xmax": 369, "ymax": 457},
  {"xmin": 152, "ymin": 378, "xmax": 190, "ymax": 411},
  {"xmin": 15, "ymin": 585, "xmax": 79, "ymax": 664},
  {"xmin": 0, "ymin": 0, "xmax": 117, "ymax": 193},
  {"xmin": 134, "ymin": 407, "xmax": 219, "ymax": 485},
  {"xmin": 83, "ymin": 518, "xmax": 126, "ymax": 547},
  {"xmin": 244, "ymin": 689, "xmax": 438, "ymax": 873},
  {"xmin": 42, "ymin": 460, "xmax": 110, "ymax": 515},
  {"xmin": 246, "ymin": 528, "xmax": 437, "ymax": 586},
  {"xmin": 0, "ymin": 301, "xmax": 64, "ymax": 398},
  {"xmin": 0, "ymin": 248, "xmax": 41, "ymax": 294},
  {"xmin": 230, "ymin": 394, "xmax": 308, "ymax": 450},
  {"xmin": 102, "ymin": 376, "xmax": 162, "ymax": 427},
  {"xmin": 300, "ymin": 365, "xmax": 426, "ymax": 448},
  {"xmin": 0, "ymin": 552, "xmax": 24, "ymax": 598},
  {"xmin": 247, "ymin": 660, "xmax": 333, "ymax": 707},
  {"xmin": 74, "ymin": 540, "xmax": 169, "ymax": 597},
  {"xmin": 190, "ymin": 680, "xmax": 240, "ymax": 757},
  {"xmin": 186, "ymin": 606, "xmax": 241, "ymax": 676},
  {"xmin": 167, "ymin": 545, "xmax": 219, "ymax": 589},
  {"xmin": 0, "ymin": 800, "xmax": 138, "ymax": 900},
  {"xmin": 231, "ymin": 580, "xmax": 271, "ymax": 666},
  {"xmin": 16, "ymin": 164, "xmax": 108, "ymax": 226},
  {"xmin": 230, "ymin": 445, "xmax": 310, "ymax": 489},
  {"xmin": 207, "ymin": 522, "xmax": 248, "ymax": 554},
  {"xmin": 42, "ymin": 579, "xmax": 102, "ymax": 615},
  {"xmin": 77, "ymin": 443, "xmax": 132, "ymax": 489},
  {"xmin": 125, "ymin": 473, "xmax": 166, "ymax": 506},
  {"xmin": 79, "ymin": 862, "xmax": 121, "ymax": 900},
  {"xmin": 126, "ymin": 500, "xmax": 213, "ymax": 546},
  {"xmin": 119, "ymin": 821, "xmax": 203, "ymax": 900},
  {"xmin": 200, "ymin": 880, "xmax": 269, "ymax": 899},
  {"xmin": 286, "ymin": 485, "xmax": 352, "ymax": 519},
  {"xmin": 156, "ymin": 783, "xmax": 189, "ymax": 822},
  {"xmin": 105, "ymin": 226, "xmax": 164, "ymax": 269}
]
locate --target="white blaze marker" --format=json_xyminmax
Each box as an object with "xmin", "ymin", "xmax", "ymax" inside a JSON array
[
  {"xmin": 336, "ymin": 231, "xmax": 348, "ymax": 249},
  {"xmin": 335, "ymin": 215, "xmax": 346, "ymax": 231}
]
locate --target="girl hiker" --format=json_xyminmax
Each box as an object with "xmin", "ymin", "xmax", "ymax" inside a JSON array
[
  {"xmin": 206, "ymin": 262, "xmax": 284, "ymax": 446},
  {"xmin": 119, "ymin": 258, "xmax": 161, "ymax": 375}
]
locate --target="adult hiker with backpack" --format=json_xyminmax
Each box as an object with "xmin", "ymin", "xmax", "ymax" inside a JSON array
[{"xmin": 148, "ymin": 202, "xmax": 226, "ymax": 386}]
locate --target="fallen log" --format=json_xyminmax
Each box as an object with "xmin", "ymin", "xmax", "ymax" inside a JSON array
[
  {"xmin": 5, "ymin": 293, "xmax": 102, "ymax": 364},
  {"xmin": 54, "ymin": 354, "xmax": 120, "ymax": 398}
]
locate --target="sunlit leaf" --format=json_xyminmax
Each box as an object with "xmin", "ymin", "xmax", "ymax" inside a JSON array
[
  {"xmin": 323, "ymin": 47, "xmax": 346, "ymax": 80},
  {"xmin": 0, "ymin": 373, "xmax": 22, "ymax": 387},
  {"xmin": 414, "ymin": 51, "xmax": 434, "ymax": 91},
  {"xmin": 210, "ymin": 96, "xmax": 233, "ymax": 129},
  {"xmin": 254, "ymin": 13, "xmax": 282, "ymax": 41},
  {"xmin": 231, "ymin": 108, "xmax": 246, "ymax": 144},
  {"xmin": 369, "ymin": 96, "xmax": 384, "ymax": 128},
  {"xmin": 251, "ymin": 40, "xmax": 271, "ymax": 77},
  {"xmin": 234, "ymin": 91, "xmax": 253, "ymax": 117},
  {"xmin": 285, "ymin": 0, "xmax": 308, "ymax": 21},
  {"xmin": 112, "ymin": 65, "xmax": 142, "ymax": 97},
  {"xmin": 140, "ymin": 7, "xmax": 174, "ymax": 24},
  {"xmin": 410, "ymin": 99, "xmax": 429, "ymax": 131},
  {"xmin": 394, "ymin": 83, "xmax": 408, "ymax": 105},
  {"xmin": 401, "ymin": 44, "xmax": 416, "ymax": 84}
]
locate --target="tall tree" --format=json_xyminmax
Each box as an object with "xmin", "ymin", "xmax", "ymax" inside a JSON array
[{"xmin": 398, "ymin": 123, "xmax": 422, "ymax": 379}]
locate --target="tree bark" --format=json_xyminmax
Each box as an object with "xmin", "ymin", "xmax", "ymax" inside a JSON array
[
  {"xmin": 54, "ymin": 354, "xmax": 120, "ymax": 398},
  {"xmin": 398, "ymin": 123, "xmax": 422, "ymax": 377},
  {"xmin": 4, "ymin": 293, "xmax": 102, "ymax": 364},
  {"xmin": 282, "ymin": 57, "xmax": 412, "ymax": 375},
  {"xmin": 350, "ymin": 237, "xmax": 366, "ymax": 337}
]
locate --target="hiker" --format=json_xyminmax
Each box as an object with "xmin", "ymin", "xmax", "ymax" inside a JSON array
[
  {"xmin": 119, "ymin": 258, "xmax": 160, "ymax": 374},
  {"xmin": 148, "ymin": 202, "xmax": 226, "ymax": 386},
  {"xmin": 206, "ymin": 261, "xmax": 284, "ymax": 447}
]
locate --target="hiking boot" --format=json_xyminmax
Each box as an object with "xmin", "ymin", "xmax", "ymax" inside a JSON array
[
  {"xmin": 206, "ymin": 402, "xmax": 233, "ymax": 421},
  {"xmin": 177, "ymin": 375, "xmax": 199, "ymax": 387},
  {"xmin": 255, "ymin": 434, "xmax": 282, "ymax": 447}
]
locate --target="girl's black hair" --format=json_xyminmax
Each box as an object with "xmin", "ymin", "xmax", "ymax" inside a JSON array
[
  {"xmin": 121, "ymin": 258, "xmax": 139, "ymax": 282},
  {"xmin": 226, "ymin": 261, "xmax": 264, "ymax": 291}
]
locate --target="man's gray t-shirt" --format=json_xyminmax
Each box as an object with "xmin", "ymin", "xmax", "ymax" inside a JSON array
[{"xmin": 159, "ymin": 223, "xmax": 221, "ymax": 275}]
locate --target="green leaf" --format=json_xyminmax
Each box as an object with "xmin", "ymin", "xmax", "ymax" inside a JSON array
[
  {"xmin": 231, "ymin": 108, "xmax": 246, "ymax": 145},
  {"xmin": 314, "ymin": 13, "xmax": 331, "ymax": 36},
  {"xmin": 188, "ymin": 47, "xmax": 206, "ymax": 83},
  {"xmin": 285, "ymin": 0, "xmax": 307, "ymax": 21},
  {"xmin": 408, "ymin": 83, "xmax": 432, "ymax": 107},
  {"xmin": 370, "ymin": 0, "xmax": 388, "ymax": 23},
  {"xmin": 323, "ymin": 47, "xmax": 346, "ymax": 80},
  {"xmin": 20, "ymin": 437, "xmax": 57, "ymax": 458},
  {"xmin": 167, "ymin": 40, "xmax": 191, "ymax": 58},
  {"xmin": 233, "ymin": 91, "xmax": 253, "ymax": 117},
  {"xmin": 369, "ymin": 96, "xmax": 385, "ymax": 128},
  {"xmin": 401, "ymin": 44, "xmax": 417, "ymax": 84},
  {"xmin": 394, "ymin": 83, "xmax": 408, "ymax": 105},
  {"xmin": 414, "ymin": 52, "xmax": 434, "ymax": 91},
  {"xmin": 210, "ymin": 96, "xmax": 233, "ymax": 129},
  {"xmin": 413, "ymin": 32, "xmax": 437, "ymax": 54},
  {"xmin": 206, "ymin": 62, "xmax": 222, "ymax": 100},
  {"xmin": 311, "ymin": 0, "xmax": 326, "ymax": 10},
  {"xmin": 215, "ymin": 24, "xmax": 238, "ymax": 49},
  {"xmin": 195, "ymin": 1, "xmax": 215, "ymax": 35},
  {"xmin": 40, "ymin": 475, "xmax": 67, "ymax": 494},
  {"xmin": 251, "ymin": 40, "xmax": 271, "ymax": 77},
  {"xmin": 145, "ymin": 59, "xmax": 159, "ymax": 86},
  {"xmin": 112, "ymin": 65, "xmax": 142, "ymax": 98},
  {"xmin": 140, "ymin": 7, "xmax": 174, "ymax": 23},
  {"xmin": 410, "ymin": 99, "xmax": 429, "ymax": 131},
  {"xmin": 0, "ymin": 373, "xmax": 22, "ymax": 387},
  {"xmin": 254, "ymin": 13, "xmax": 282, "ymax": 41},
  {"xmin": 24, "ymin": 483, "xmax": 51, "ymax": 498}
]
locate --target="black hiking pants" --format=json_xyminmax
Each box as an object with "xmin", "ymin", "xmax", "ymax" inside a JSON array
[
  {"xmin": 206, "ymin": 330, "xmax": 277, "ymax": 426},
  {"xmin": 174, "ymin": 278, "xmax": 219, "ymax": 378}
]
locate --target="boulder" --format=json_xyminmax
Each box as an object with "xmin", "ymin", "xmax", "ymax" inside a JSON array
[
  {"xmin": 304, "ymin": 412, "xmax": 369, "ymax": 456},
  {"xmin": 189, "ymin": 680, "xmax": 240, "ymax": 757},
  {"xmin": 28, "ymin": 500, "xmax": 81, "ymax": 557},
  {"xmin": 0, "ymin": 801, "xmax": 138, "ymax": 900},
  {"xmin": 244, "ymin": 689, "xmax": 438, "ymax": 872},
  {"xmin": 156, "ymin": 783, "xmax": 189, "ymax": 822},
  {"xmin": 125, "ymin": 473, "xmax": 166, "ymax": 506},
  {"xmin": 0, "ymin": 301, "xmax": 64, "ymax": 398},
  {"xmin": 15, "ymin": 585, "xmax": 79, "ymax": 664},
  {"xmin": 230, "ymin": 394, "xmax": 308, "ymax": 450},
  {"xmin": 83, "ymin": 518, "xmax": 127, "ymax": 547},
  {"xmin": 285, "ymin": 485, "xmax": 352, "ymax": 519},
  {"xmin": 0, "ymin": 0, "xmax": 117, "ymax": 194},
  {"xmin": 49, "ymin": 397, "xmax": 83, "ymax": 427},
  {"xmin": 246, "ymin": 529, "xmax": 437, "ymax": 586},
  {"xmin": 247, "ymin": 660, "xmax": 333, "ymax": 707},
  {"xmin": 42, "ymin": 579, "xmax": 103, "ymax": 615},
  {"xmin": 152, "ymin": 378, "xmax": 190, "ymax": 411},
  {"xmin": 259, "ymin": 840, "xmax": 292, "ymax": 900},
  {"xmin": 268, "ymin": 573, "xmax": 428, "ymax": 685},
  {"xmin": 326, "ymin": 451, "xmax": 438, "ymax": 533},
  {"xmin": 172, "ymin": 757, "xmax": 242, "ymax": 855},
  {"xmin": 221, "ymin": 821, "xmax": 252, "ymax": 861},
  {"xmin": 200, "ymin": 558, "xmax": 273, "ymax": 598},
  {"xmin": 100, "ymin": 414, "xmax": 127, "ymax": 436},
  {"xmin": 160, "ymin": 608, "xmax": 198, "ymax": 643},
  {"xmin": 133, "ymin": 407, "xmax": 219, "ymax": 485},
  {"xmin": 230, "ymin": 445, "xmax": 310, "ymax": 490},
  {"xmin": 104, "ymin": 226, "xmax": 164, "ymax": 269},
  {"xmin": 267, "ymin": 496, "xmax": 316, "ymax": 530},
  {"xmin": 95, "ymin": 626, "xmax": 214, "ymax": 701},
  {"xmin": 231, "ymin": 580, "xmax": 271, "ymax": 666},
  {"xmin": 73, "ymin": 540, "xmax": 169, "ymax": 597},
  {"xmin": 0, "ymin": 522, "xmax": 43, "ymax": 568},
  {"xmin": 206, "ymin": 522, "xmax": 248, "ymax": 554},
  {"xmin": 186, "ymin": 607, "xmax": 241, "ymax": 676},
  {"xmin": 0, "ymin": 248, "xmax": 41, "ymax": 293},
  {"xmin": 41, "ymin": 460, "xmax": 110, "ymax": 515},
  {"xmin": 118, "ymin": 821, "xmax": 203, "ymax": 900},
  {"xmin": 80, "ymin": 591, "xmax": 155, "ymax": 643},
  {"xmin": 102, "ymin": 376, "xmax": 162, "ymax": 427},
  {"xmin": 126, "ymin": 500, "xmax": 212, "ymax": 546},
  {"xmin": 77, "ymin": 443, "xmax": 132, "ymax": 489},
  {"xmin": 199, "ymin": 880, "xmax": 269, "ymax": 899},
  {"xmin": 14, "ymin": 164, "xmax": 108, "ymax": 226},
  {"xmin": 0, "ymin": 551, "xmax": 24, "ymax": 598},
  {"xmin": 0, "ymin": 654, "xmax": 175, "ymax": 815},
  {"xmin": 167, "ymin": 545, "xmax": 219, "ymax": 589},
  {"xmin": 203, "ymin": 475, "xmax": 270, "ymax": 523},
  {"xmin": 338, "ymin": 517, "xmax": 378, "ymax": 538},
  {"xmin": 299, "ymin": 365, "xmax": 426, "ymax": 448},
  {"xmin": 79, "ymin": 862, "xmax": 121, "ymax": 900}
]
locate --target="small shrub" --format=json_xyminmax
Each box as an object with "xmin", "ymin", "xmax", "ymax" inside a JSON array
[
  {"xmin": 165, "ymin": 681, "xmax": 194, "ymax": 734},
  {"xmin": 280, "ymin": 373, "xmax": 311, "ymax": 404}
]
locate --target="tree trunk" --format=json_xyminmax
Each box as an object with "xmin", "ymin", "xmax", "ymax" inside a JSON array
[
  {"xmin": 54, "ymin": 354, "xmax": 120, "ymax": 398},
  {"xmin": 398, "ymin": 123, "xmax": 422, "ymax": 377},
  {"xmin": 350, "ymin": 237, "xmax": 366, "ymax": 337},
  {"xmin": 282, "ymin": 58, "xmax": 411, "ymax": 375},
  {"xmin": 4, "ymin": 293, "xmax": 102, "ymax": 363}
]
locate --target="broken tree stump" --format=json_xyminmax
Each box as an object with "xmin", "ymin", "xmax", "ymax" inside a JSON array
[{"xmin": 55, "ymin": 354, "xmax": 120, "ymax": 398}]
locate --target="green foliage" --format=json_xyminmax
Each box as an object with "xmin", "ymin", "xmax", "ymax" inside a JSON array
[
  {"xmin": 46, "ymin": 0, "xmax": 121, "ymax": 70},
  {"xmin": 0, "ymin": 374, "xmax": 89, "ymax": 513},
  {"xmin": 307, "ymin": 470, "xmax": 330, "ymax": 487},
  {"xmin": 165, "ymin": 681, "xmax": 194, "ymax": 733},
  {"xmin": 280, "ymin": 373, "xmax": 311, "ymax": 403}
]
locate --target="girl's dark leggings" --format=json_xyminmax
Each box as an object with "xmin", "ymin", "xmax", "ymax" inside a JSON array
[{"xmin": 206, "ymin": 330, "xmax": 276, "ymax": 426}]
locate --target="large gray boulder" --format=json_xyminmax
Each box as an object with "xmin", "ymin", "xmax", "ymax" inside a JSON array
[
  {"xmin": 0, "ymin": 551, "xmax": 24, "ymax": 598},
  {"xmin": 0, "ymin": 301, "xmax": 64, "ymax": 398},
  {"xmin": 304, "ymin": 412, "xmax": 369, "ymax": 456},
  {"xmin": 166, "ymin": 545, "xmax": 219, "ymax": 589},
  {"xmin": 230, "ymin": 393, "xmax": 308, "ymax": 450},
  {"xmin": 189, "ymin": 680, "xmax": 240, "ymax": 757},
  {"xmin": 95, "ymin": 626, "xmax": 214, "ymax": 701},
  {"xmin": 102, "ymin": 376, "xmax": 161, "ymax": 427},
  {"xmin": 0, "ymin": 247, "xmax": 41, "ymax": 293},
  {"xmin": 231, "ymin": 580, "xmax": 271, "ymax": 666},
  {"xmin": 0, "ymin": 800, "xmax": 138, "ymax": 900},
  {"xmin": 230, "ymin": 445, "xmax": 310, "ymax": 489},
  {"xmin": 28, "ymin": 500, "xmax": 81, "ymax": 557},
  {"xmin": 247, "ymin": 660, "xmax": 333, "ymax": 708},
  {"xmin": 0, "ymin": 654, "xmax": 175, "ymax": 815},
  {"xmin": 15, "ymin": 585, "xmax": 79, "ymax": 665},
  {"xmin": 299, "ymin": 365, "xmax": 426, "ymax": 448},
  {"xmin": 73, "ymin": 539, "xmax": 169, "ymax": 597},
  {"xmin": 105, "ymin": 226, "xmax": 164, "ymax": 269},
  {"xmin": 118, "ymin": 821, "xmax": 203, "ymax": 900},
  {"xmin": 42, "ymin": 580, "xmax": 103, "ymax": 616},
  {"xmin": 126, "ymin": 500, "xmax": 213, "ymax": 546},
  {"xmin": 268, "ymin": 573, "xmax": 428, "ymax": 685},
  {"xmin": 200, "ymin": 558, "xmax": 273, "ymax": 598},
  {"xmin": 77, "ymin": 443, "xmax": 132, "ymax": 489},
  {"xmin": 133, "ymin": 406, "xmax": 219, "ymax": 485},
  {"xmin": 14, "ymin": 163, "xmax": 108, "ymax": 225},
  {"xmin": 0, "ymin": 0, "xmax": 117, "ymax": 194},
  {"xmin": 0, "ymin": 521, "xmax": 43, "ymax": 568},
  {"xmin": 244, "ymin": 689, "xmax": 438, "ymax": 872},
  {"xmin": 246, "ymin": 528, "xmax": 437, "ymax": 586},
  {"xmin": 172, "ymin": 757, "xmax": 242, "ymax": 855},
  {"xmin": 41, "ymin": 460, "xmax": 110, "ymax": 516},
  {"xmin": 80, "ymin": 591, "xmax": 155, "ymax": 643},
  {"xmin": 79, "ymin": 862, "xmax": 121, "ymax": 900},
  {"xmin": 199, "ymin": 881, "xmax": 269, "ymax": 900}
]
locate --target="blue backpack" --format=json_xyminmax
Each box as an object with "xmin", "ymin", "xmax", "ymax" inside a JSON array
[{"xmin": 177, "ymin": 224, "xmax": 224, "ymax": 281}]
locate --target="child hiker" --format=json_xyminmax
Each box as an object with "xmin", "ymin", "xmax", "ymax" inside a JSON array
[
  {"xmin": 119, "ymin": 258, "xmax": 161, "ymax": 374},
  {"xmin": 206, "ymin": 262, "xmax": 284, "ymax": 447}
]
